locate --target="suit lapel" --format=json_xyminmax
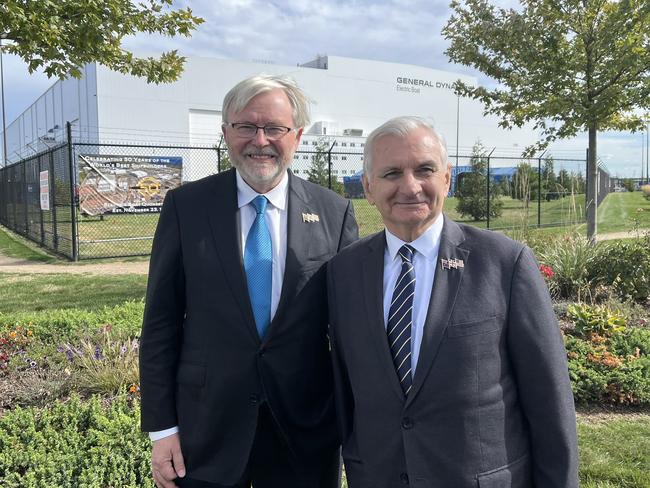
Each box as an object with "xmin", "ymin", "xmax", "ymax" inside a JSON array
[
  {"xmin": 406, "ymin": 217, "xmax": 469, "ymax": 408},
  {"xmin": 267, "ymin": 172, "xmax": 312, "ymax": 335},
  {"xmin": 204, "ymin": 170, "xmax": 260, "ymax": 344},
  {"xmin": 362, "ymin": 232, "xmax": 407, "ymax": 402}
]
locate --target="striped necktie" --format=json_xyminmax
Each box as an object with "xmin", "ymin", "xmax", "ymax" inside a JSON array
[
  {"xmin": 244, "ymin": 195, "xmax": 272, "ymax": 338},
  {"xmin": 387, "ymin": 244, "xmax": 416, "ymax": 396}
]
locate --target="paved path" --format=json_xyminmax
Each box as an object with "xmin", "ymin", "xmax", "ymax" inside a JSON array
[
  {"xmin": 595, "ymin": 230, "xmax": 647, "ymax": 241},
  {"xmin": 0, "ymin": 252, "xmax": 149, "ymax": 274}
]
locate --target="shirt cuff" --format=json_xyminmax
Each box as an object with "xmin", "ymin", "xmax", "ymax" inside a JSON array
[{"xmin": 149, "ymin": 426, "xmax": 179, "ymax": 441}]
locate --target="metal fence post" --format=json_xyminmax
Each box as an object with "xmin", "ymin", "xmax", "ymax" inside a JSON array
[
  {"xmin": 22, "ymin": 157, "xmax": 29, "ymax": 236},
  {"xmin": 217, "ymin": 136, "xmax": 223, "ymax": 173},
  {"xmin": 486, "ymin": 147, "xmax": 495, "ymax": 229},
  {"xmin": 328, "ymin": 141, "xmax": 335, "ymax": 190},
  {"xmin": 67, "ymin": 122, "xmax": 78, "ymax": 261},
  {"xmin": 39, "ymin": 155, "xmax": 45, "ymax": 245},
  {"xmin": 49, "ymin": 149, "xmax": 58, "ymax": 251}
]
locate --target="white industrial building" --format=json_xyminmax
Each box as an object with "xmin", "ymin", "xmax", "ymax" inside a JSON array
[{"xmin": 2, "ymin": 54, "xmax": 538, "ymax": 180}]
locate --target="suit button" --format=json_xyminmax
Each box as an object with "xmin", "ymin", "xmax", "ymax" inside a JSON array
[
  {"xmin": 400, "ymin": 472, "xmax": 409, "ymax": 484},
  {"xmin": 257, "ymin": 348, "xmax": 265, "ymax": 358},
  {"xmin": 249, "ymin": 394, "xmax": 260, "ymax": 405},
  {"xmin": 401, "ymin": 417, "xmax": 413, "ymax": 429}
]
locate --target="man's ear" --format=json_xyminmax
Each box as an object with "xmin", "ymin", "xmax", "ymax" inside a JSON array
[
  {"xmin": 293, "ymin": 127, "xmax": 304, "ymax": 149},
  {"xmin": 444, "ymin": 163, "xmax": 452, "ymax": 191},
  {"xmin": 362, "ymin": 174, "xmax": 374, "ymax": 205}
]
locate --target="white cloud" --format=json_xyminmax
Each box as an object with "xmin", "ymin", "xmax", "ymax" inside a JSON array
[{"xmin": 3, "ymin": 0, "xmax": 645, "ymax": 175}]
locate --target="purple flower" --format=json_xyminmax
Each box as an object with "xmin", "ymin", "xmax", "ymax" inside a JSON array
[
  {"xmin": 93, "ymin": 345, "xmax": 104, "ymax": 360},
  {"xmin": 131, "ymin": 339, "xmax": 139, "ymax": 351},
  {"xmin": 120, "ymin": 345, "xmax": 127, "ymax": 356}
]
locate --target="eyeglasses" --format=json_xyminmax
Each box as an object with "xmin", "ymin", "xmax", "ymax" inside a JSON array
[{"xmin": 228, "ymin": 123, "xmax": 296, "ymax": 140}]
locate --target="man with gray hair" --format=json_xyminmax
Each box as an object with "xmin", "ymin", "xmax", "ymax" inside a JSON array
[
  {"xmin": 140, "ymin": 74, "xmax": 358, "ymax": 488},
  {"xmin": 327, "ymin": 116, "xmax": 578, "ymax": 487}
]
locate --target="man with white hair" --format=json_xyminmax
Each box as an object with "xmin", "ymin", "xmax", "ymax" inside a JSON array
[
  {"xmin": 327, "ymin": 116, "xmax": 578, "ymax": 488},
  {"xmin": 140, "ymin": 74, "xmax": 358, "ymax": 488}
]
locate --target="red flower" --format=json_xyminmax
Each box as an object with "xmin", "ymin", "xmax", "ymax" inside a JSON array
[{"xmin": 540, "ymin": 264, "xmax": 555, "ymax": 279}]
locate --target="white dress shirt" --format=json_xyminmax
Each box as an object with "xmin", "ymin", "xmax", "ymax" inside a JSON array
[
  {"xmin": 149, "ymin": 170, "xmax": 290, "ymax": 442},
  {"xmin": 382, "ymin": 216, "xmax": 443, "ymax": 375}
]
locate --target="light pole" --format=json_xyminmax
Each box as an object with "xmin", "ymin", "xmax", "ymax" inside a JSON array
[
  {"xmin": 642, "ymin": 130, "xmax": 645, "ymax": 187},
  {"xmin": 645, "ymin": 120, "xmax": 650, "ymax": 183},
  {"xmin": 0, "ymin": 38, "xmax": 7, "ymax": 167},
  {"xmin": 455, "ymin": 92, "xmax": 460, "ymax": 194}
]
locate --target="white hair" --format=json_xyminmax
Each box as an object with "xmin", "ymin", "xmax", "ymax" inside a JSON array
[
  {"xmin": 222, "ymin": 74, "xmax": 311, "ymax": 128},
  {"xmin": 363, "ymin": 116, "xmax": 448, "ymax": 176}
]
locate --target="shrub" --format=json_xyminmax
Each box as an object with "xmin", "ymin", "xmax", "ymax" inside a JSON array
[
  {"xmin": 591, "ymin": 236, "xmax": 650, "ymax": 303},
  {"xmin": 0, "ymin": 394, "xmax": 152, "ymax": 487},
  {"xmin": 0, "ymin": 300, "xmax": 145, "ymax": 344},
  {"xmin": 641, "ymin": 184, "xmax": 650, "ymax": 199},
  {"xmin": 564, "ymin": 307, "xmax": 650, "ymax": 405},
  {"xmin": 536, "ymin": 233, "xmax": 599, "ymax": 300},
  {"xmin": 567, "ymin": 303, "xmax": 626, "ymax": 338}
]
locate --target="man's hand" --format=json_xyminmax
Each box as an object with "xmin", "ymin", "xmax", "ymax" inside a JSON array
[{"xmin": 152, "ymin": 433, "xmax": 186, "ymax": 488}]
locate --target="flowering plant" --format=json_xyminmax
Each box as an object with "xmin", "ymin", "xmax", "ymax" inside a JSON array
[
  {"xmin": 540, "ymin": 264, "xmax": 555, "ymax": 279},
  {"xmin": 58, "ymin": 325, "xmax": 140, "ymax": 394},
  {"xmin": 0, "ymin": 323, "xmax": 35, "ymax": 372}
]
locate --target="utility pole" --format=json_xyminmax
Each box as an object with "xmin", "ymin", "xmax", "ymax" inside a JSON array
[{"xmin": 0, "ymin": 39, "xmax": 8, "ymax": 167}]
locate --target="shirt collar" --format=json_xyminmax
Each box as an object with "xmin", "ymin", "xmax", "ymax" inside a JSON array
[
  {"xmin": 384, "ymin": 215, "xmax": 444, "ymax": 263},
  {"xmin": 236, "ymin": 170, "xmax": 288, "ymax": 211}
]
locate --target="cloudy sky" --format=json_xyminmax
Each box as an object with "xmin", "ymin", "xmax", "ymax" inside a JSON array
[{"xmin": 3, "ymin": 0, "xmax": 647, "ymax": 176}]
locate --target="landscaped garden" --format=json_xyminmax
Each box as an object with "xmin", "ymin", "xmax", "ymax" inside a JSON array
[{"xmin": 1, "ymin": 191, "xmax": 649, "ymax": 486}]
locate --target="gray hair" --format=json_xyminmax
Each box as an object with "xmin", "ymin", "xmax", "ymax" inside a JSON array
[
  {"xmin": 363, "ymin": 116, "xmax": 448, "ymax": 176},
  {"xmin": 222, "ymin": 74, "xmax": 311, "ymax": 128}
]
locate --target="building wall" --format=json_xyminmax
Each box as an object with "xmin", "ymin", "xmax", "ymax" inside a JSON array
[
  {"xmin": 4, "ymin": 65, "xmax": 98, "ymax": 162},
  {"xmin": 4, "ymin": 55, "xmax": 537, "ymax": 169}
]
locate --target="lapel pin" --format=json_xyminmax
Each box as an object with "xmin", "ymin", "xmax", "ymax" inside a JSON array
[
  {"xmin": 441, "ymin": 258, "xmax": 464, "ymax": 270},
  {"xmin": 302, "ymin": 212, "xmax": 320, "ymax": 223}
]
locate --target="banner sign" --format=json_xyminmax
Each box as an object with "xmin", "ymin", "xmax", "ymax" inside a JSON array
[
  {"xmin": 39, "ymin": 170, "xmax": 50, "ymax": 211},
  {"xmin": 77, "ymin": 155, "xmax": 182, "ymax": 215}
]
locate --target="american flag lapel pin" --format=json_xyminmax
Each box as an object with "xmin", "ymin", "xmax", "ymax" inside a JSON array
[
  {"xmin": 302, "ymin": 212, "xmax": 320, "ymax": 223},
  {"xmin": 441, "ymin": 258, "xmax": 464, "ymax": 270}
]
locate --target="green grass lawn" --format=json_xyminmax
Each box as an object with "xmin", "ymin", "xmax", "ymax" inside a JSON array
[
  {"xmin": 597, "ymin": 191, "xmax": 650, "ymax": 234},
  {"xmin": 6, "ymin": 189, "xmax": 643, "ymax": 260},
  {"xmin": 0, "ymin": 273, "xmax": 147, "ymax": 312},
  {"xmin": 577, "ymin": 414, "xmax": 650, "ymax": 487},
  {"xmin": 352, "ymin": 194, "xmax": 586, "ymax": 237},
  {"xmin": 0, "ymin": 226, "xmax": 57, "ymax": 263}
]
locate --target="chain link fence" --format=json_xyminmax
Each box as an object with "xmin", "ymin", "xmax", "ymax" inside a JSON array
[
  {"xmin": 0, "ymin": 143, "xmax": 76, "ymax": 259},
  {"xmin": 1, "ymin": 128, "xmax": 608, "ymax": 260}
]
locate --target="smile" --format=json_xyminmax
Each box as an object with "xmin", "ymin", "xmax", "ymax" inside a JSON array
[{"xmin": 246, "ymin": 153, "xmax": 277, "ymax": 160}]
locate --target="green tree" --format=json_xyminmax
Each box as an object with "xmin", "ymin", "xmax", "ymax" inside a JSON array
[
  {"xmin": 306, "ymin": 138, "xmax": 344, "ymax": 195},
  {"xmin": 1, "ymin": 0, "xmax": 203, "ymax": 82},
  {"xmin": 455, "ymin": 141, "xmax": 503, "ymax": 221},
  {"xmin": 218, "ymin": 151, "xmax": 232, "ymax": 173},
  {"xmin": 443, "ymin": 0, "xmax": 650, "ymax": 240}
]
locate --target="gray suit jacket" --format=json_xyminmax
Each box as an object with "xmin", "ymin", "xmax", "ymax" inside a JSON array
[
  {"xmin": 140, "ymin": 169, "xmax": 358, "ymax": 484},
  {"xmin": 327, "ymin": 216, "xmax": 578, "ymax": 488}
]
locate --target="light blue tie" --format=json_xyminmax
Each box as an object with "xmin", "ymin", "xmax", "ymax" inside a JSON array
[{"xmin": 245, "ymin": 195, "xmax": 273, "ymax": 338}]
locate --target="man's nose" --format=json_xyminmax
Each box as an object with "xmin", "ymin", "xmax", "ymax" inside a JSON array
[
  {"xmin": 251, "ymin": 127, "xmax": 270, "ymax": 145},
  {"xmin": 400, "ymin": 172, "xmax": 421, "ymax": 195}
]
